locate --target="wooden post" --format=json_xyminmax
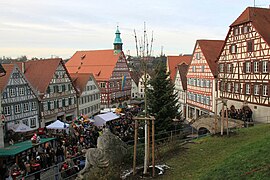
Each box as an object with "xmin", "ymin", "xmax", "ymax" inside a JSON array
[
  {"xmin": 147, "ymin": 120, "xmax": 150, "ymax": 166},
  {"xmin": 226, "ymin": 105, "xmax": 229, "ymax": 135},
  {"xmin": 214, "ymin": 98, "xmax": 218, "ymax": 134},
  {"xmin": 152, "ymin": 119, "xmax": 155, "ymax": 177},
  {"xmin": 133, "ymin": 120, "xmax": 138, "ymax": 175},
  {"xmin": 221, "ymin": 102, "xmax": 224, "ymax": 136}
]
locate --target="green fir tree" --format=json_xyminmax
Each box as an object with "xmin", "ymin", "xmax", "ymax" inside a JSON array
[{"xmin": 147, "ymin": 62, "xmax": 180, "ymax": 133}]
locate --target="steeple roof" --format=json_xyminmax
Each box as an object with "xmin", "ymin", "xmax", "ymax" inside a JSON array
[{"xmin": 114, "ymin": 26, "xmax": 123, "ymax": 45}]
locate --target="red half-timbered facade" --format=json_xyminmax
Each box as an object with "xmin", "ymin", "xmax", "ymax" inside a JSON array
[
  {"xmin": 187, "ymin": 40, "xmax": 224, "ymax": 120},
  {"xmin": 218, "ymin": 7, "xmax": 270, "ymax": 122}
]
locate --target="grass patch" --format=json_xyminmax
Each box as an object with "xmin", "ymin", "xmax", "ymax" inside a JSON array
[{"xmin": 159, "ymin": 124, "xmax": 270, "ymax": 180}]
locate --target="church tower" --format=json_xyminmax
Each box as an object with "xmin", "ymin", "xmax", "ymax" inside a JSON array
[{"xmin": 113, "ymin": 26, "xmax": 123, "ymax": 53}]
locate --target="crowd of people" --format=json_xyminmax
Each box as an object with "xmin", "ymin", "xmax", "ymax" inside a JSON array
[
  {"xmin": 3, "ymin": 105, "xmax": 142, "ymax": 179},
  {"xmin": 220, "ymin": 105, "xmax": 253, "ymax": 122}
]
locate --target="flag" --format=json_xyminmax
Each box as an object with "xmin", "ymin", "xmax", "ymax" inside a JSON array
[{"xmin": 121, "ymin": 75, "xmax": 126, "ymax": 91}]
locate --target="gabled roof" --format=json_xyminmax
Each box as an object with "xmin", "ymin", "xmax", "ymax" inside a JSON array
[
  {"xmin": 130, "ymin": 71, "xmax": 141, "ymax": 85},
  {"xmin": 197, "ymin": 40, "xmax": 224, "ymax": 77},
  {"xmin": 17, "ymin": 58, "xmax": 64, "ymax": 95},
  {"xmin": 177, "ymin": 62, "xmax": 190, "ymax": 91},
  {"xmin": 0, "ymin": 64, "xmax": 15, "ymax": 93},
  {"xmin": 230, "ymin": 7, "xmax": 270, "ymax": 47},
  {"xmin": 167, "ymin": 55, "xmax": 192, "ymax": 81},
  {"xmin": 66, "ymin": 49, "xmax": 121, "ymax": 81},
  {"xmin": 70, "ymin": 73, "xmax": 100, "ymax": 96}
]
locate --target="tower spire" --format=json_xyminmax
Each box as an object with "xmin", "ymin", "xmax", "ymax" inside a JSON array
[{"xmin": 113, "ymin": 26, "xmax": 123, "ymax": 53}]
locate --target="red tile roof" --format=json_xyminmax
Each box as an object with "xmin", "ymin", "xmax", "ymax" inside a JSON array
[
  {"xmin": 167, "ymin": 55, "xmax": 192, "ymax": 81},
  {"xmin": 0, "ymin": 64, "xmax": 15, "ymax": 93},
  {"xmin": 70, "ymin": 73, "xmax": 99, "ymax": 96},
  {"xmin": 197, "ymin": 40, "xmax": 224, "ymax": 77},
  {"xmin": 17, "ymin": 58, "xmax": 63, "ymax": 95},
  {"xmin": 178, "ymin": 62, "xmax": 190, "ymax": 90},
  {"xmin": 230, "ymin": 7, "xmax": 270, "ymax": 47},
  {"xmin": 66, "ymin": 49, "xmax": 121, "ymax": 81}
]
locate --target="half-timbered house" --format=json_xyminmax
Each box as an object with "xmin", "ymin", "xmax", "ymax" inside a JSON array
[
  {"xmin": 167, "ymin": 55, "xmax": 192, "ymax": 118},
  {"xmin": 187, "ymin": 40, "xmax": 224, "ymax": 121},
  {"xmin": 70, "ymin": 73, "xmax": 101, "ymax": 117},
  {"xmin": 218, "ymin": 7, "xmax": 270, "ymax": 122},
  {"xmin": 19, "ymin": 59, "xmax": 77, "ymax": 127},
  {"xmin": 0, "ymin": 64, "xmax": 39, "ymax": 134},
  {"xmin": 66, "ymin": 27, "xmax": 131, "ymax": 107}
]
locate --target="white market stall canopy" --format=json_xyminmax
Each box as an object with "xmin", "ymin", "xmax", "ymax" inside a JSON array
[
  {"xmin": 100, "ymin": 108, "xmax": 117, "ymax": 114},
  {"xmin": 11, "ymin": 123, "xmax": 33, "ymax": 133},
  {"xmin": 94, "ymin": 112, "xmax": 120, "ymax": 126},
  {"xmin": 46, "ymin": 120, "xmax": 69, "ymax": 130}
]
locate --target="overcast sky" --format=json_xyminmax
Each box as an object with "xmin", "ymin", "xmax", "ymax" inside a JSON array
[{"xmin": 0, "ymin": 0, "xmax": 269, "ymax": 59}]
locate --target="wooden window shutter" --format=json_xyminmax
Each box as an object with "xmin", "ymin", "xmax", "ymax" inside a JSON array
[
  {"xmin": 259, "ymin": 85, "xmax": 262, "ymax": 96},
  {"xmin": 243, "ymin": 83, "xmax": 246, "ymax": 94},
  {"xmin": 268, "ymin": 84, "xmax": 270, "ymax": 97},
  {"xmin": 250, "ymin": 62, "xmax": 253, "ymax": 73},
  {"xmin": 243, "ymin": 62, "xmax": 246, "ymax": 73},
  {"xmin": 251, "ymin": 84, "xmax": 254, "ymax": 95},
  {"xmin": 259, "ymin": 61, "xmax": 262, "ymax": 72}
]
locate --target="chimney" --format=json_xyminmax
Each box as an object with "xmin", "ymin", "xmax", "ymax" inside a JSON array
[{"xmin": 22, "ymin": 62, "xmax": 25, "ymax": 73}]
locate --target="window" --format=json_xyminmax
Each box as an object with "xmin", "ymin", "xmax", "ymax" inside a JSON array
[
  {"xmin": 197, "ymin": 79, "xmax": 200, "ymax": 86},
  {"xmin": 254, "ymin": 85, "xmax": 259, "ymax": 95},
  {"xmin": 200, "ymin": 79, "xmax": 204, "ymax": 87},
  {"xmin": 227, "ymin": 83, "xmax": 231, "ymax": 92},
  {"xmin": 3, "ymin": 106, "xmax": 11, "ymax": 115},
  {"xmin": 227, "ymin": 64, "xmax": 231, "ymax": 73},
  {"xmin": 58, "ymin": 99, "xmax": 62, "ymax": 108},
  {"xmin": 219, "ymin": 64, "xmax": 224, "ymax": 73},
  {"xmin": 234, "ymin": 27, "xmax": 239, "ymax": 35},
  {"xmin": 246, "ymin": 62, "xmax": 251, "ymax": 73},
  {"xmin": 196, "ymin": 53, "xmax": 201, "ymax": 60},
  {"xmin": 15, "ymin": 104, "xmax": 21, "ymax": 114},
  {"xmin": 23, "ymin": 103, "xmax": 29, "ymax": 112},
  {"xmin": 235, "ymin": 83, "xmax": 239, "ymax": 93},
  {"xmin": 100, "ymin": 82, "xmax": 106, "ymax": 88},
  {"xmin": 65, "ymin": 98, "xmax": 69, "ymax": 107},
  {"xmin": 10, "ymin": 88, "xmax": 16, "ymax": 97},
  {"xmin": 22, "ymin": 119, "xmax": 29, "ymax": 126},
  {"xmin": 32, "ymin": 102, "xmax": 37, "ymax": 110},
  {"xmin": 43, "ymin": 102, "xmax": 48, "ymax": 111},
  {"xmin": 230, "ymin": 44, "xmax": 237, "ymax": 54},
  {"xmin": 243, "ymin": 25, "xmax": 250, "ymax": 33},
  {"xmin": 262, "ymin": 61, "xmax": 268, "ymax": 73},
  {"xmin": 206, "ymin": 97, "xmax": 210, "ymax": 105},
  {"xmin": 50, "ymin": 101, "xmax": 54, "ymax": 109},
  {"xmin": 206, "ymin": 80, "xmax": 210, "ymax": 88},
  {"xmin": 263, "ymin": 85, "xmax": 268, "ymax": 96},
  {"xmin": 192, "ymin": 66, "xmax": 196, "ymax": 72},
  {"xmin": 198, "ymin": 95, "xmax": 201, "ymax": 103},
  {"xmin": 254, "ymin": 61, "xmax": 259, "ymax": 73},
  {"xmin": 246, "ymin": 84, "xmax": 250, "ymax": 94},
  {"xmin": 19, "ymin": 87, "xmax": 25, "ymax": 96},
  {"xmin": 201, "ymin": 65, "xmax": 205, "ymax": 72},
  {"xmin": 58, "ymin": 85, "xmax": 62, "ymax": 92},
  {"xmin": 247, "ymin": 40, "xmax": 254, "ymax": 52},
  {"xmin": 30, "ymin": 118, "xmax": 36, "ymax": 128}
]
